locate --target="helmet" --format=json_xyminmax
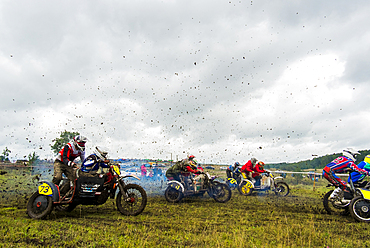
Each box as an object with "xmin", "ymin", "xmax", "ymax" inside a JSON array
[
  {"xmin": 258, "ymin": 161, "xmax": 265, "ymax": 167},
  {"xmin": 94, "ymin": 146, "xmax": 109, "ymax": 160},
  {"xmin": 234, "ymin": 162, "xmax": 240, "ymax": 167},
  {"xmin": 188, "ymin": 155, "xmax": 195, "ymax": 160},
  {"xmin": 343, "ymin": 148, "xmax": 360, "ymax": 161},
  {"xmin": 251, "ymin": 158, "xmax": 257, "ymax": 165},
  {"xmin": 364, "ymin": 155, "xmax": 370, "ymax": 164},
  {"xmin": 73, "ymin": 135, "xmax": 87, "ymax": 151}
]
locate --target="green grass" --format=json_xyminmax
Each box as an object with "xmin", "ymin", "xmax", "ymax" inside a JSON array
[
  {"xmin": 1, "ymin": 187, "xmax": 370, "ymax": 247},
  {"xmin": 1, "ymin": 167, "xmax": 369, "ymax": 247}
]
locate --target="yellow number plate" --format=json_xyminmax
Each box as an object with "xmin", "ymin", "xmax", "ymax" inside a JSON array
[
  {"xmin": 228, "ymin": 178, "xmax": 237, "ymax": 184},
  {"xmin": 113, "ymin": 165, "xmax": 121, "ymax": 176},
  {"xmin": 38, "ymin": 183, "xmax": 52, "ymax": 195}
]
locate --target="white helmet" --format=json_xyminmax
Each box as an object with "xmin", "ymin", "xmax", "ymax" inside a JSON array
[
  {"xmin": 73, "ymin": 135, "xmax": 88, "ymax": 151},
  {"xmin": 343, "ymin": 148, "xmax": 360, "ymax": 161},
  {"xmin": 94, "ymin": 146, "xmax": 109, "ymax": 160}
]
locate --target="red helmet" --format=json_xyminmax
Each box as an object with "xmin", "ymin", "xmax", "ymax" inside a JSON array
[{"xmin": 188, "ymin": 155, "xmax": 195, "ymax": 160}]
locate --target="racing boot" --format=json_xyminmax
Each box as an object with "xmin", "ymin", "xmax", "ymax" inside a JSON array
[
  {"xmin": 341, "ymin": 188, "xmax": 352, "ymax": 204},
  {"xmin": 328, "ymin": 187, "xmax": 342, "ymax": 201}
]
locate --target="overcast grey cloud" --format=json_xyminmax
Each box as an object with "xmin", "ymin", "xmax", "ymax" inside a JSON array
[{"xmin": 1, "ymin": 0, "xmax": 370, "ymax": 164}]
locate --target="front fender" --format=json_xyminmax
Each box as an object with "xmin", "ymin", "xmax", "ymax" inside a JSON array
[
  {"xmin": 167, "ymin": 180, "xmax": 184, "ymax": 192},
  {"xmin": 38, "ymin": 181, "xmax": 60, "ymax": 202},
  {"xmin": 357, "ymin": 188, "xmax": 370, "ymax": 200},
  {"xmin": 273, "ymin": 176, "xmax": 284, "ymax": 180}
]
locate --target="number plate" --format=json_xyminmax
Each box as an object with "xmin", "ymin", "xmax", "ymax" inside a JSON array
[
  {"xmin": 113, "ymin": 165, "xmax": 121, "ymax": 176},
  {"xmin": 38, "ymin": 183, "xmax": 52, "ymax": 195}
]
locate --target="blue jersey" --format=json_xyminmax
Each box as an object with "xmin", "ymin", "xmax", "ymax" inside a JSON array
[
  {"xmin": 81, "ymin": 154, "xmax": 109, "ymax": 173},
  {"xmin": 348, "ymin": 161, "xmax": 370, "ymax": 183}
]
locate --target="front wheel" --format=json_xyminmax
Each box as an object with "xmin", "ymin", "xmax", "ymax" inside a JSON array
[
  {"xmin": 274, "ymin": 182, "xmax": 289, "ymax": 196},
  {"xmin": 238, "ymin": 181, "xmax": 253, "ymax": 196},
  {"xmin": 165, "ymin": 186, "xmax": 184, "ymax": 203},
  {"xmin": 116, "ymin": 184, "xmax": 147, "ymax": 216},
  {"xmin": 211, "ymin": 182, "xmax": 231, "ymax": 203},
  {"xmin": 350, "ymin": 196, "xmax": 370, "ymax": 222},
  {"xmin": 323, "ymin": 190, "xmax": 349, "ymax": 216},
  {"xmin": 27, "ymin": 191, "xmax": 53, "ymax": 219}
]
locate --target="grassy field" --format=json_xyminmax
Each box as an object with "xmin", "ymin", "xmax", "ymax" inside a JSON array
[{"xmin": 1, "ymin": 167, "xmax": 369, "ymax": 247}]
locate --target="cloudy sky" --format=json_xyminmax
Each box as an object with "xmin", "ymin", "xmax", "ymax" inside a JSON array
[{"xmin": 1, "ymin": 0, "xmax": 370, "ymax": 164}]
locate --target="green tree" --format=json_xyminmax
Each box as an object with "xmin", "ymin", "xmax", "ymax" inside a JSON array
[
  {"xmin": 0, "ymin": 147, "xmax": 11, "ymax": 162},
  {"xmin": 51, "ymin": 131, "xmax": 79, "ymax": 155},
  {"xmin": 28, "ymin": 151, "xmax": 40, "ymax": 166}
]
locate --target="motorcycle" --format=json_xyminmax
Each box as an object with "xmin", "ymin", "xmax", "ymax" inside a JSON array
[
  {"xmin": 238, "ymin": 171, "xmax": 289, "ymax": 196},
  {"xmin": 27, "ymin": 163, "xmax": 147, "ymax": 219},
  {"xmin": 322, "ymin": 171, "xmax": 368, "ymax": 216},
  {"xmin": 349, "ymin": 186, "xmax": 370, "ymax": 222},
  {"xmin": 165, "ymin": 172, "xmax": 231, "ymax": 203}
]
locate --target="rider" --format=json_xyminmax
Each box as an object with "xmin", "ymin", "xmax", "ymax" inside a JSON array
[
  {"xmin": 240, "ymin": 158, "xmax": 258, "ymax": 180},
  {"xmin": 80, "ymin": 146, "xmax": 110, "ymax": 176},
  {"xmin": 322, "ymin": 148, "xmax": 370, "ymax": 202},
  {"xmin": 348, "ymin": 154, "xmax": 370, "ymax": 185},
  {"xmin": 226, "ymin": 162, "xmax": 240, "ymax": 179},
  {"xmin": 52, "ymin": 135, "xmax": 87, "ymax": 195},
  {"xmin": 166, "ymin": 155, "xmax": 202, "ymax": 190},
  {"xmin": 166, "ymin": 155, "xmax": 197, "ymax": 181},
  {"xmin": 252, "ymin": 161, "xmax": 267, "ymax": 188}
]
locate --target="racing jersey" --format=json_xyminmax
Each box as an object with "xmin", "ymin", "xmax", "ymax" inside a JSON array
[
  {"xmin": 325, "ymin": 156, "xmax": 370, "ymax": 175},
  {"xmin": 252, "ymin": 164, "xmax": 266, "ymax": 178},
  {"xmin": 56, "ymin": 142, "xmax": 85, "ymax": 166},
  {"xmin": 241, "ymin": 160, "xmax": 254, "ymax": 175}
]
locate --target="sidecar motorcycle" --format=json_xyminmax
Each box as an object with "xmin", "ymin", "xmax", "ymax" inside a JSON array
[
  {"xmin": 238, "ymin": 171, "xmax": 289, "ymax": 196},
  {"xmin": 164, "ymin": 172, "xmax": 231, "ymax": 203},
  {"xmin": 27, "ymin": 163, "xmax": 147, "ymax": 219}
]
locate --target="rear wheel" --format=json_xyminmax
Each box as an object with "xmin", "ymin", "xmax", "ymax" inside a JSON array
[
  {"xmin": 274, "ymin": 182, "xmax": 289, "ymax": 196},
  {"xmin": 211, "ymin": 182, "xmax": 231, "ymax": 203},
  {"xmin": 116, "ymin": 184, "xmax": 147, "ymax": 216},
  {"xmin": 27, "ymin": 191, "xmax": 53, "ymax": 219},
  {"xmin": 323, "ymin": 190, "xmax": 350, "ymax": 216},
  {"xmin": 164, "ymin": 186, "xmax": 183, "ymax": 203},
  {"xmin": 350, "ymin": 196, "xmax": 370, "ymax": 222},
  {"xmin": 238, "ymin": 181, "xmax": 253, "ymax": 196}
]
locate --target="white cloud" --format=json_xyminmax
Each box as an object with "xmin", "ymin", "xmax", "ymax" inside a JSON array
[{"xmin": 1, "ymin": 0, "xmax": 370, "ymax": 165}]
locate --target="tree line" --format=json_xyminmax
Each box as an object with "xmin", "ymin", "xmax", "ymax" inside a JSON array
[{"xmin": 265, "ymin": 149, "xmax": 370, "ymax": 171}]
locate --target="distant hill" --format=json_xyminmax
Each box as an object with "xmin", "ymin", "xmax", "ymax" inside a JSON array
[{"xmin": 265, "ymin": 149, "xmax": 370, "ymax": 171}]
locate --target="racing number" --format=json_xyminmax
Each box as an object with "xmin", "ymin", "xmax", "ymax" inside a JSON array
[
  {"xmin": 175, "ymin": 185, "xmax": 180, "ymax": 190},
  {"xmin": 38, "ymin": 183, "xmax": 52, "ymax": 195},
  {"xmin": 228, "ymin": 178, "xmax": 237, "ymax": 184}
]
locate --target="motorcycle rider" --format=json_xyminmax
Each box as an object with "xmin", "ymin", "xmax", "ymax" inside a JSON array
[
  {"xmin": 226, "ymin": 162, "xmax": 241, "ymax": 179},
  {"xmin": 52, "ymin": 135, "xmax": 88, "ymax": 195},
  {"xmin": 166, "ymin": 155, "xmax": 197, "ymax": 181},
  {"xmin": 80, "ymin": 146, "xmax": 110, "ymax": 176},
  {"xmin": 166, "ymin": 155, "xmax": 203, "ymax": 190},
  {"xmin": 240, "ymin": 158, "xmax": 258, "ymax": 180},
  {"xmin": 252, "ymin": 161, "xmax": 267, "ymax": 188},
  {"xmin": 323, "ymin": 148, "xmax": 370, "ymax": 203},
  {"xmin": 348, "ymin": 154, "xmax": 370, "ymax": 185}
]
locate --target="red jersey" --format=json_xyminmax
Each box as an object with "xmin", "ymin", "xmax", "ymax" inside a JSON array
[
  {"xmin": 56, "ymin": 142, "xmax": 85, "ymax": 166},
  {"xmin": 252, "ymin": 164, "xmax": 266, "ymax": 178},
  {"xmin": 241, "ymin": 160, "xmax": 254, "ymax": 175}
]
